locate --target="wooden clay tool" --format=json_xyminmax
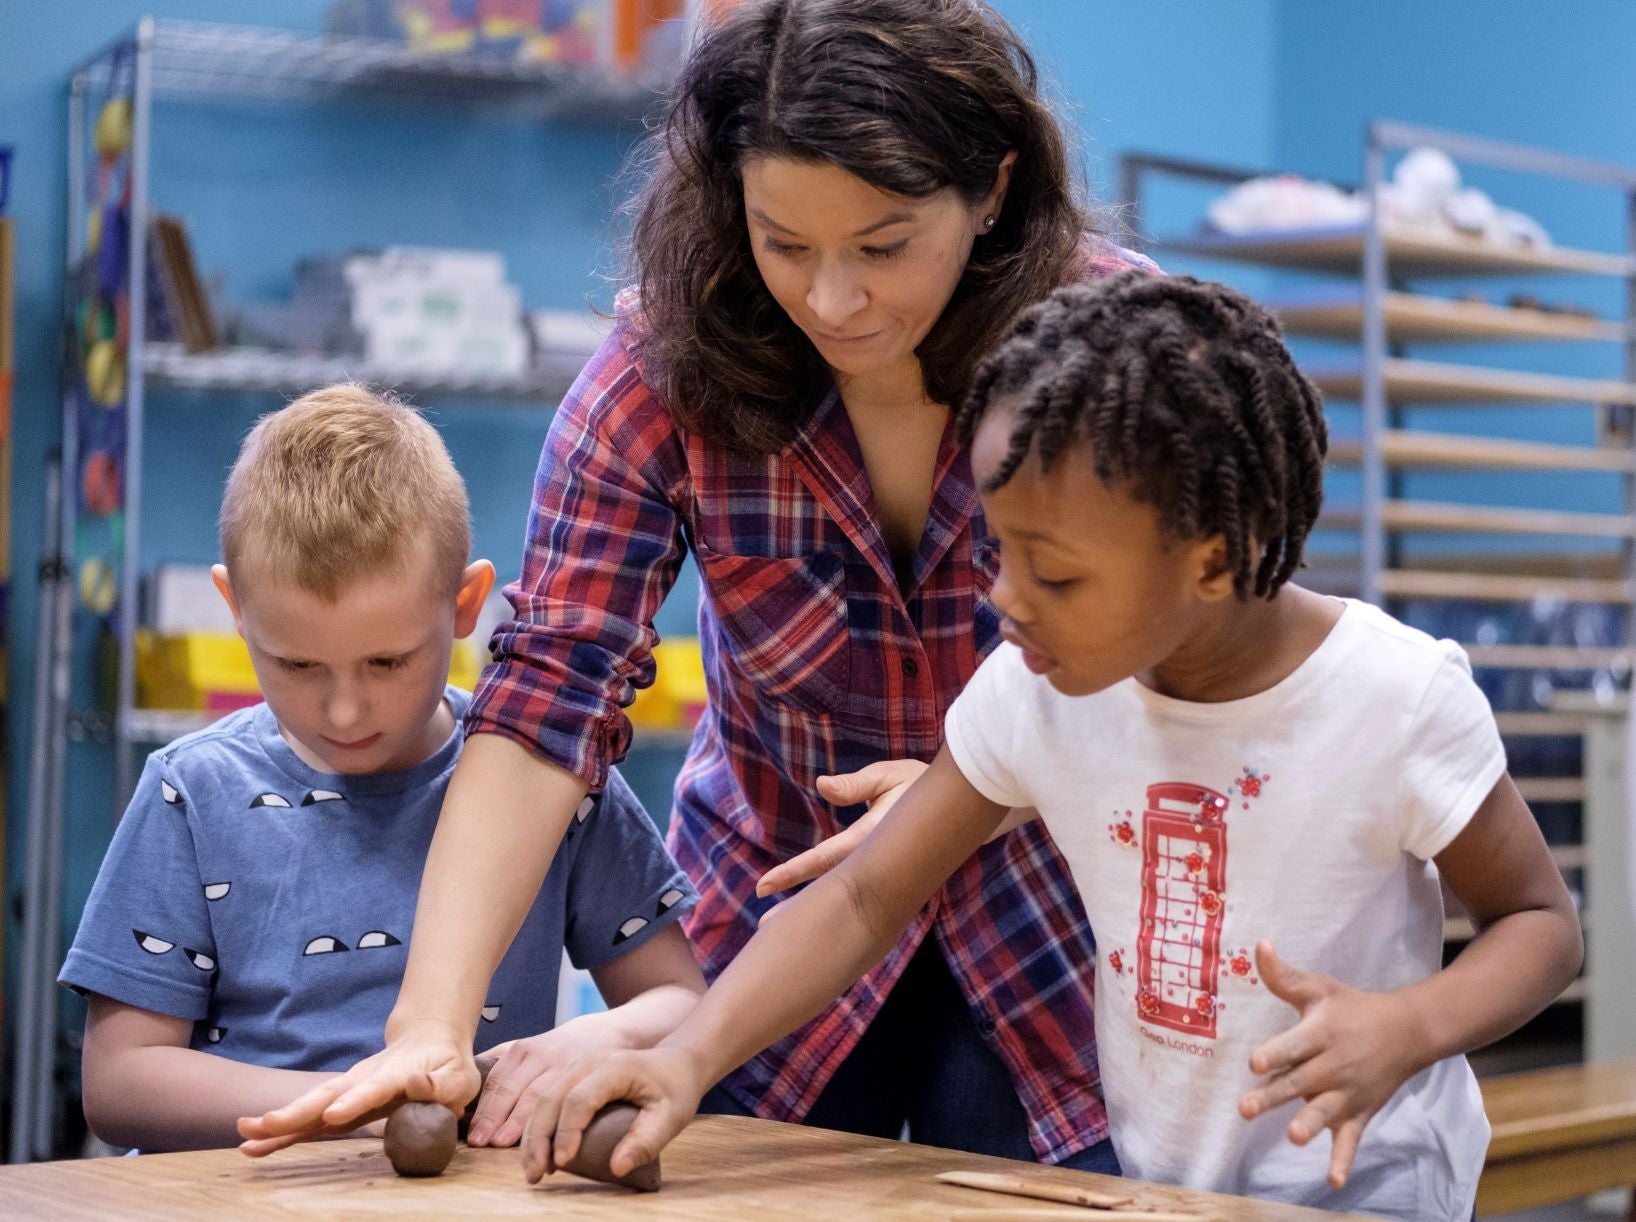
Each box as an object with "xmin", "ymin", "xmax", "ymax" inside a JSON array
[
  {"xmin": 949, "ymin": 1211, "xmax": 1210, "ymax": 1222},
  {"xmin": 938, "ymin": 1169, "xmax": 1134, "ymax": 1209}
]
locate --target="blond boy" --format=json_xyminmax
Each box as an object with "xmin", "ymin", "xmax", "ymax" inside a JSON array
[{"xmin": 61, "ymin": 385, "xmax": 702, "ymax": 1151}]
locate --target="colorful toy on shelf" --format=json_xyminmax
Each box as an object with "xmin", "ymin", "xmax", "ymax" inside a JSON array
[
  {"xmin": 81, "ymin": 452, "xmax": 121, "ymax": 517},
  {"xmin": 78, "ymin": 557, "xmax": 117, "ymax": 615},
  {"xmin": 398, "ymin": 0, "xmax": 480, "ymax": 53},
  {"xmin": 514, "ymin": 0, "xmax": 601, "ymax": 64},
  {"xmin": 84, "ymin": 339, "xmax": 125, "ymax": 407},
  {"xmin": 93, "ymin": 98, "xmax": 133, "ymax": 161},
  {"xmin": 74, "ymin": 53, "xmax": 136, "ymax": 542}
]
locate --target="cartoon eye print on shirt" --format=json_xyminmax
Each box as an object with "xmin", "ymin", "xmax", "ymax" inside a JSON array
[
  {"xmin": 612, "ymin": 916, "xmax": 649, "ymax": 946},
  {"xmin": 250, "ymin": 790, "xmax": 345, "ymax": 810},
  {"xmin": 480, "ymin": 1005, "xmax": 501, "ymax": 1023},
  {"xmin": 564, "ymin": 794, "xmax": 596, "ymax": 840},
  {"xmin": 203, "ymin": 882, "xmax": 231, "ymax": 901},
  {"xmin": 160, "ymin": 780, "xmax": 184, "ymax": 807},
  {"xmin": 302, "ymin": 930, "xmax": 402, "ymax": 957},
  {"xmin": 184, "ymin": 948, "xmax": 216, "ymax": 972},
  {"xmin": 133, "ymin": 930, "xmax": 176, "ymax": 956},
  {"xmin": 205, "ymin": 1026, "xmax": 227, "ymax": 1044},
  {"xmin": 655, "ymin": 887, "xmax": 685, "ymax": 918}
]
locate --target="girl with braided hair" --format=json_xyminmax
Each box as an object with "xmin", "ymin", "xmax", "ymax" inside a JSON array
[{"xmin": 549, "ymin": 273, "xmax": 1581, "ymax": 1220}]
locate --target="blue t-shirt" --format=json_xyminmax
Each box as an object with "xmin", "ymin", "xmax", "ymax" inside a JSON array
[{"xmin": 59, "ymin": 689, "xmax": 696, "ymax": 1071}]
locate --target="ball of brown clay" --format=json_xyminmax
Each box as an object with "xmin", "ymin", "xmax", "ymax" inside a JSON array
[
  {"xmin": 384, "ymin": 1101, "xmax": 457, "ymax": 1177},
  {"xmin": 561, "ymin": 1103, "xmax": 661, "ymax": 1192},
  {"xmin": 457, "ymin": 1054, "xmax": 499, "ymax": 1141}
]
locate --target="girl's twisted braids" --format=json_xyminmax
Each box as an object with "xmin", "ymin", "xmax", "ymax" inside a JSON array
[{"xmin": 956, "ymin": 272, "xmax": 1328, "ymax": 599}]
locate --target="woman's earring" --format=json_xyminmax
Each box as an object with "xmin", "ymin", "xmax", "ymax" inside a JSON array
[{"xmin": 982, "ymin": 215, "xmax": 996, "ymax": 231}]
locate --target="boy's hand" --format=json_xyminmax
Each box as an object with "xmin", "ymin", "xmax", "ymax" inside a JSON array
[
  {"xmin": 520, "ymin": 1045, "xmax": 708, "ymax": 1183},
  {"xmin": 1237, "ymin": 941, "xmax": 1423, "ymax": 1189},
  {"xmin": 756, "ymin": 760, "xmax": 927, "ymax": 896},
  {"xmin": 466, "ymin": 1014, "xmax": 636, "ymax": 1149},
  {"xmin": 236, "ymin": 1019, "xmax": 478, "ymax": 1156}
]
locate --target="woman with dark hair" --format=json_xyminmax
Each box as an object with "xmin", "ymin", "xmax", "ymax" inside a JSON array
[{"xmin": 243, "ymin": 0, "xmax": 1153, "ymax": 1171}]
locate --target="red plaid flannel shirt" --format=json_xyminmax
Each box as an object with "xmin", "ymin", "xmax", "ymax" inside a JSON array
[{"xmin": 469, "ymin": 239, "xmax": 1157, "ymax": 1162}]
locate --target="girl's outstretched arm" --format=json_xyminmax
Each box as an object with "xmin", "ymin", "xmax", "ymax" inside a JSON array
[{"xmin": 530, "ymin": 746, "xmax": 1007, "ymax": 1182}]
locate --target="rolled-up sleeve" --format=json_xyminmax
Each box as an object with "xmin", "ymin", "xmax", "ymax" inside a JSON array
[{"xmin": 466, "ymin": 320, "xmax": 688, "ymax": 790}]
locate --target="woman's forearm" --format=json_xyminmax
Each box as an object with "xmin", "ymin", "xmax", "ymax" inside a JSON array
[
  {"xmin": 389, "ymin": 733, "xmax": 588, "ymax": 1046},
  {"xmin": 84, "ymin": 1048, "xmax": 345, "ymax": 1151}
]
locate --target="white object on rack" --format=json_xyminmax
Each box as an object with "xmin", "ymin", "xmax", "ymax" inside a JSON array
[
  {"xmin": 1206, "ymin": 174, "xmax": 1367, "ymax": 234},
  {"xmin": 144, "ymin": 563, "xmax": 236, "ymax": 635},
  {"xmin": 345, "ymin": 247, "xmax": 530, "ymax": 376}
]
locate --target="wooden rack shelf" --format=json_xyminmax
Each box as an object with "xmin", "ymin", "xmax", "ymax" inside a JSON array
[
  {"xmin": 1327, "ymin": 430, "xmax": 1634, "ymax": 473},
  {"xmin": 1273, "ymin": 291, "xmax": 1628, "ymax": 344},
  {"xmin": 1377, "ymin": 570, "xmax": 1632, "ymax": 604},
  {"xmin": 1470, "ymin": 645, "xmax": 1631, "ymax": 671},
  {"xmin": 1520, "ymin": 778, "xmax": 1592, "ymax": 805},
  {"xmin": 1154, "ymin": 223, "xmax": 1635, "ymax": 278},
  {"xmin": 1320, "ymin": 500, "xmax": 1635, "ymax": 537},
  {"xmin": 1309, "ymin": 358, "xmax": 1636, "ymax": 406},
  {"xmin": 1495, "ymin": 711, "xmax": 1593, "ymax": 737}
]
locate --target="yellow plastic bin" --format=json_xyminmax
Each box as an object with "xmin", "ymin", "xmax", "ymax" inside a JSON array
[{"xmin": 137, "ymin": 632, "xmax": 484, "ymax": 712}]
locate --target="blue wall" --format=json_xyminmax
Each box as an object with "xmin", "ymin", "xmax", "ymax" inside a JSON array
[{"xmin": 1268, "ymin": 0, "xmax": 1636, "ymax": 554}]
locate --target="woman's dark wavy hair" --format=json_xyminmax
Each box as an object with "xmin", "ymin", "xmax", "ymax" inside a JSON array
[{"xmin": 628, "ymin": 0, "xmax": 1092, "ymax": 453}]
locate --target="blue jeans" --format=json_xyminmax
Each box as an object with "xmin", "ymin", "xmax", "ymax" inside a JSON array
[{"xmin": 700, "ymin": 936, "xmax": 1121, "ymax": 1175}]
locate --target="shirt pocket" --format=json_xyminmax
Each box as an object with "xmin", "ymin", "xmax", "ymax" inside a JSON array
[{"xmin": 694, "ymin": 542, "xmax": 851, "ymax": 716}]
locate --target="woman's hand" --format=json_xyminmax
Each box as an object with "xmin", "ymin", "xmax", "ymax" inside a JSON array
[
  {"xmin": 522, "ymin": 1045, "xmax": 710, "ymax": 1183},
  {"xmin": 756, "ymin": 760, "xmax": 928, "ymax": 897},
  {"xmin": 236, "ymin": 1019, "xmax": 479, "ymax": 1157},
  {"xmin": 466, "ymin": 1014, "xmax": 637, "ymax": 1149},
  {"xmin": 1236, "ymin": 942, "xmax": 1424, "ymax": 1189}
]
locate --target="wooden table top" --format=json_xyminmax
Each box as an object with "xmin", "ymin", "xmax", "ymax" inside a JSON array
[
  {"xmin": 1482, "ymin": 1056, "xmax": 1636, "ymax": 1160},
  {"xmin": 0, "ymin": 1115, "xmax": 1364, "ymax": 1220}
]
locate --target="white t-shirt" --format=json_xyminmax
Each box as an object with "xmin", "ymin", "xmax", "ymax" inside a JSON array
[{"xmin": 945, "ymin": 599, "xmax": 1502, "ymax": 1220}]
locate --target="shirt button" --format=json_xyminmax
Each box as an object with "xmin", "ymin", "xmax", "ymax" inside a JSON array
[{"xmin": 901, "ymin": 657, "xmax": 920, "ymax": 678}]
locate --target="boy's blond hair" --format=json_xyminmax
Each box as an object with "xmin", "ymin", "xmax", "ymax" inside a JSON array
[{"xmin": 220, "ymin": 384, "xmax": 471, "ymax": 601}]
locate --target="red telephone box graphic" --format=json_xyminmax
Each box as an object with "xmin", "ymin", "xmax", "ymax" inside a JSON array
[{"xmin": 1136, "ymin": 782, "xmax": 1228, "ymax": 1038}]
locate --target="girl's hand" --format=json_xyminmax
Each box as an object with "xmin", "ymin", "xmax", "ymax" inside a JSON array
[
  {"xmin": 521, "ymin": 1046, "xmax": 709, "ymax": 1183},
  {"xmin": 1236, "ymin": 942, "xmax": 1423, "ymax": 1189},
  {"xmin": 236, "ymin": 1020, "xmax": 479, "ymax": 1156},
  {"xmin": 756, "ymin": 760, "xmax": 928, "ymax": 896},
  {"xmin": 466, "ymin": 1014, "xmax": 636, "ymax": 1149}
]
